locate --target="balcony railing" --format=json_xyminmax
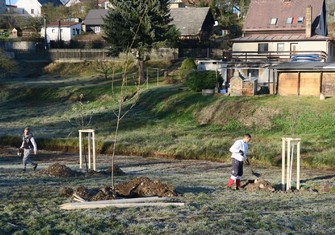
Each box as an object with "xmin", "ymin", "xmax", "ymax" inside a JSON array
[{"xmin": 223, "ymin": 50, "xmax": 328, "ymax": 62}]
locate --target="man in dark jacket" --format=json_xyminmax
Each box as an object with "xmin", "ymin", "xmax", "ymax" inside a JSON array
[{"xmin": 20, "ymin": 127, "xmax": 38, "ymax": 172}]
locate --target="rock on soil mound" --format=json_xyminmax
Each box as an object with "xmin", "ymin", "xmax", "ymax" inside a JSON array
[
  {"xmin": 115, "ymin": 176, "xmax": 177, "ymax": 198},
  {"xmin": 41, "ymin": 163, "xmax": 81, "ymax": 177},
  {"xmin": 242, "ymin": 179, "xmax": 275, "ymax": 192}
]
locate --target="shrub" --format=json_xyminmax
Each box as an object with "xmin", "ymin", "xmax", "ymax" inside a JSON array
[
  {"xmin": 0, "ymin": 50, "xmax": 16, "ymax": 77},
  {"xmin": 179, "ymin": 58, "xmax": 196, "ymax": 79},
  {"xmin": 186, "ymin": 70, "xmax": 219, "ymax": 91}
]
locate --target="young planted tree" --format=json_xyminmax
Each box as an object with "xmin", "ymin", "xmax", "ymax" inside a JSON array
[
  {"xmin": 68, "ymin": 94, "xmax": 93, "ymax": 172},
  {"xmin": 102, "ymin": 0, "xmax": 178, "ymax": 83}
]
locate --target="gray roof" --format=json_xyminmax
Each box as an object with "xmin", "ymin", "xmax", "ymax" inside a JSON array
[
  {"xmin": 84, "ymin": 9, "xmax": 108, "ymax": 26},
  {"xmin": 272, "ymin": 62, "xmax": 335, "ymax": 71},
  {"xmin": 170, "ymin": 7, "xmax": 212, "ymax": 36},
  {"xmin": 232, "ymin": 34, "xmax": 330, "ymax": 42},
  {"xmin": 38, "ymin": 0, "xmax": 63, "ymax": 6}
]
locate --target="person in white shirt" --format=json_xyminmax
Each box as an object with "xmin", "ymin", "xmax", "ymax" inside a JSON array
[
  {"xmin": 20, "ymin": 127, "xmax": 38, "ymax": 172},
  {"xmin": 227, "ymin": 134, "xmax": 251, "ymax": 190}
]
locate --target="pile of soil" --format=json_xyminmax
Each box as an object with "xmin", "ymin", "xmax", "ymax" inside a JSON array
[
  {"xmin": 242, "ymin": 179, "xmax": 275, "ymax": 192},
  {"xmin": 85, "ymin": 164, "xmax": 126, "ymax": 177},
  {"xmin": 60, "ymin": 185, "xmax": 115, "ymax": 201},
  {"xmin": 115, "ymin": 176, "xmax": 177, "ymax": 197},
  {"xmin": 41, "ymin": 163, "xmax": 81, "ymax": 177},
  {"xmin": 60, "ymin": 176, "xmax": 177, "ymax": 201}
]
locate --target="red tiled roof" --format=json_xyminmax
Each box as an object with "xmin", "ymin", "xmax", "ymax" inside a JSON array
[{"xmin": 244, "ymin": 0, "xmax": 324, "ymax": 32}]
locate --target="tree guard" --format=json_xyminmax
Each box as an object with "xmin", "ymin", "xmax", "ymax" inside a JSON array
[
  {"xmin": 282, "ymin": 137, "xmax": 301, "ymax": 191},
  {"xmin": 79, "ymin": 129, "xmax": 96, "ymax": 171}
]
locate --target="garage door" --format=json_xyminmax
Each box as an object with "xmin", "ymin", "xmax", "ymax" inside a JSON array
[
  {"xmin": 278, "ymin": 73, "xmax": 299, "ymax": 96},
  {"xmin": 299, "ymin": 73, "xmax": 321, "ymax": 96},
  {"xmin": 322, "ymin": 73, "xmax": 335, "ymax": 96}
]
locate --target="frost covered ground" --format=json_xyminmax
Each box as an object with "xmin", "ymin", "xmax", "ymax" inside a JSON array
[{"xmin": 0, "ymin": 146, "xmax": 334, "ymax": 234}]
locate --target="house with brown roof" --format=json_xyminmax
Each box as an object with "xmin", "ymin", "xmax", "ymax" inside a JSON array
[
  {"xmin": 232, "ymin": 0, "xmax": 332, "ymax": 62},
  {"xmin": 228, "ymin": 0, "xmax": 334, "ymax": 90}
]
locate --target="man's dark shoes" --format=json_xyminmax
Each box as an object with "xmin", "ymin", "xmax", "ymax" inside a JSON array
[
  {"xmin": 33, "ymin": 164, "xmax": 38, "ymax": 171},
  {"xmin": 22, "ymin": 168, "xmax": 26, "ymax": 172}
]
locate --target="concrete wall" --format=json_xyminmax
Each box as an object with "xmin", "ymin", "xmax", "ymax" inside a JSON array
[{"xmin": 0, "ymin": 41, "xmax": 36, "ymax": 50}]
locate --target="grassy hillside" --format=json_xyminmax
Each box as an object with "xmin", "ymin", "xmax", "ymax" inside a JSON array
[{"xmin": 1, "ymin": 61, "xmax": 335, "ymax": 170}]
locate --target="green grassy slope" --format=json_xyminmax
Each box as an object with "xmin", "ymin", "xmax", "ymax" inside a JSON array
[{"xmin": 1, "ymin": 63, "xmax": 335, "ymax": 170}]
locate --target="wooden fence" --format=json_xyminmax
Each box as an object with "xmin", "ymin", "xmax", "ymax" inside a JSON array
[{"xmin": 13, "ymin": 48, "xmax": 178, "ymax": 61}]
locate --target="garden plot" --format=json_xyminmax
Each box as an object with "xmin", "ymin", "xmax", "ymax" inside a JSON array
[{"xmin": 0, "ymin": 146, "xmax": 334, "ymax": 234}]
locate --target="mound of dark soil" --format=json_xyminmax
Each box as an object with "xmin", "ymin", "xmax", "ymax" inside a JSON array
[
  {"xmin": 115, "ymin": 176, "xmax": 177, "ymax": 197},
  {"xmin": 60, "ymin": 185, "xmax": 115, "ymax": 201},
  {"xmin": 41, "ymin": 163, "xmax": 81, "ymax": 177},
  {"xmin": 61, "ymin": 176, "xmax": 176, "ymax": 201},
  {"xmin": 242, "ymin": 179, "xmax": 275, "ymax": 192}
]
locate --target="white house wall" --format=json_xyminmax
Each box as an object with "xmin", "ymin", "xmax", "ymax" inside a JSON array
[
  {"xmin": 41, "ymin": 24, "xmax": 82, "ymax": 42},
  {"xmin": 197, "ymin": 60, "xmax": 227, "ymax": 82},
  {"xmin": 233, "ymin": 41, "xmax": 333, "ymax": 62},
  {"xmin": 15, "ymin": 0, "xmax": 42, "ymax": 17}
]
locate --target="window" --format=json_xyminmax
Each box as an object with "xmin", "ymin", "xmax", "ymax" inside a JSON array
[
  {"xmin": 277, "ymin": 43, "xmax": 285, "ymax": 53},
  {"xmin": 286, "ymin": 17, "xmax": 293, "ymax": 24},
  {"xmin": 270, "ymin": 18, "xmax": 277, "ymax": 25},
  {"xmin": 297, "ymin": 17, "xmax": 304, "ymax": 24},
  {"xmin": 258, "ymin": 43, "xmax": 268, "ymax": 53},
  {"xmin": 31, "ymin": 9, "xmax": 34, "ymax": 14},
  {"xmin": 94, "ymin": 26, "xmax": 101, "ymax": 33},
  {"xmin": 52, "ymin": 29, "xmax": 55, "ymax": 33}
]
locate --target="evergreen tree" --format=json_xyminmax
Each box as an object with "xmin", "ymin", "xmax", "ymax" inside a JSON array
[{"xmin": 103, "ymin": 0, "xmax": 178, "ymax": 81}]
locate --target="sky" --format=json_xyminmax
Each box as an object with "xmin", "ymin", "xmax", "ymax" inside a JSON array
[{"xmin": 6, "ymin": 0, "xmax": 17, "ymax": 5}]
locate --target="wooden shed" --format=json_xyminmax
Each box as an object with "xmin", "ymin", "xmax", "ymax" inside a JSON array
[{"xmin": 273, "ymin": 63, "xmax": 335, "ymax": 97}]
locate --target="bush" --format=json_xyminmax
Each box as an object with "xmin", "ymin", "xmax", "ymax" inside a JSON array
[
  {"xmin": 179, "ymin": 58, "xmax": 196, "ymax": 79},
  {"xmin": 0, "ymin": 50, "xmax": 16, "ymax": 77},
  {"xmin": 186, "ymin": 70, "xmax": 219, "ymax": 92}
]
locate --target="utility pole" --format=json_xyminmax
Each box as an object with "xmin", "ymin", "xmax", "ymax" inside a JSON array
[{"xmin": 43, "ymin": 14, "xmax": 47, "ymax": 50}]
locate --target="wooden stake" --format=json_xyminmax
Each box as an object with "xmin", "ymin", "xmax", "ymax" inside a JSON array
[{"xmin": 61, "ymin": 202, "xmax": 185, "ymax": 210}]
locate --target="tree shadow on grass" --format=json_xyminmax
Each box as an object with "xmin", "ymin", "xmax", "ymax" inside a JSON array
[
  {"xmin": 175, "ymin": 186, "xmax": 215, "ymax": 194},
  {"xmin": 301, "ymin": 174, "xmax": 335, "ymax": 183}
]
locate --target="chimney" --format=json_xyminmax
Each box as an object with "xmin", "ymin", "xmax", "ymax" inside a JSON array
[{"xmin": 306, "ymin": 5, "xmax": 312, "ymax": 38}]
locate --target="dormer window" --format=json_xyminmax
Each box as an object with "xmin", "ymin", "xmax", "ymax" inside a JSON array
[
  {"xmin": 297, "ymin": 17, "xmax": 304, "ymax": 24},
  {"xmin": 286, "ymin": 17, "xmax": 293, "ymax": 24},
  {"xmin": 270, "ymin": 18, "xmax": 278, "ymax": 25}
]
